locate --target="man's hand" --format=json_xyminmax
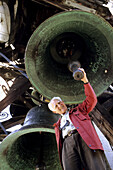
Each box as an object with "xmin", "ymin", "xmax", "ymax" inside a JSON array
[{"xmin": 78, "ymin": 68, "xmax": 88, "ymax": 83}]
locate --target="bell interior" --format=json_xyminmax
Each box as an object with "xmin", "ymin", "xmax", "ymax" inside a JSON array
[{"xmin": 6, "ymin": 132, "xmax": 60, "ymax": 170}]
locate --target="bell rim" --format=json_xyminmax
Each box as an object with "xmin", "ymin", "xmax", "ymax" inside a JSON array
[{"xmin": 25, "ymin": 10, "xmax": 113, "ymax": 104}]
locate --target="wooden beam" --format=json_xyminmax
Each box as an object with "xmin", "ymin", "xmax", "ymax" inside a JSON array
[
  {"xmin": 0, "ymin": 75, "xmax": 31, "ymax": 112},
  {"xmin": 90, "ymin": 103, "xmax": 113, "ymax": 146},
  {"xmin": 102, "ymin": 97, "xmax": 113, "ymax": 112},
  {"xmin": 0, "ymin": 115, "xmax": 25, "ymax": 134},
  {"xmin": 32, "ymin": 0, "xmax": 69, "ymax": 11},
  {"xmin": 96, "ymin": 102, "xmax": 113, "ymax": 125},
  {"xmin": 0, "ymin": 134, "xmax": 7, "ymax": 141},
  {"xmin": 19, "ymin": 96, "xmax": 33, "ymax": 109}
]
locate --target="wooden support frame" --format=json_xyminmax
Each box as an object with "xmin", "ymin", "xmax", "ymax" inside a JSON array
[
  {"xmin": 0, "ymin": 75, "xmax": 31, "ymax": 113},
  {"xmin": 90, "ymin": 102, "xmax": 113, "ymax": 146},
  {"xmin": 0, "ymin": 115, "xmax": 25, "ymax": 134},
  {"xmin": 0, "ymin": 75, "xmax": 31, "ymax": 135}
]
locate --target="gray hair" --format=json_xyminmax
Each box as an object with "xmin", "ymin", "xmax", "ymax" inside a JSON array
[{"xmin": 48, "ymin": 97, "xmax": 62, "ymax": 112}]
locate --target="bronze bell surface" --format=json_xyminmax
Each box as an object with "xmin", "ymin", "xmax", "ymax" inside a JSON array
[
  {"xmin": 0, "ymin": 104, "xmax": 61, "ymax": 170},
  {"xmin": 25, "ymin": 11, "xmax": 113, "ymax": 104}
]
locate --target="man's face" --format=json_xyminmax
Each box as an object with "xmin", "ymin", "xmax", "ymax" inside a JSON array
[{"xmin": 52, "ymin": 99, "xmax": 67, "ymax": 115}]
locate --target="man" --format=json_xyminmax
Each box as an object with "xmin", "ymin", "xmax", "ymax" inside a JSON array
[{"xmin": 48, "ymin": 68, "xmax": 111, "ymax": 170}]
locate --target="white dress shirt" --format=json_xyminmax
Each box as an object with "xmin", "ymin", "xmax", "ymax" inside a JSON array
[{"xmin": 60, "ymin": 110, "xmax": 76, "ymax": 139}]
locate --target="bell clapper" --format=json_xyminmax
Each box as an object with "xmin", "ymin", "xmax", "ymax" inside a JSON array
[{"xmin": 68, "ymin": 61, "xmax": 84, "ymax": 81}]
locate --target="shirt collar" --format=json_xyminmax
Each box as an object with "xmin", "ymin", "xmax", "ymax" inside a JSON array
[{"xmin": 61, "ymin": 109, "xmax": 69, "ymax": 117}]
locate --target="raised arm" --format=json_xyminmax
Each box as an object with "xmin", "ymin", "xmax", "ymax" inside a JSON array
[{"xmin": 77, "ymin": 68, "xmax": 97, "ymax": 114}]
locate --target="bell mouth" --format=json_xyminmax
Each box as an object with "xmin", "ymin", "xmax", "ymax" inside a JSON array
[
  {"xmin": 25, "ymin": 11, "xmax": 113, "ymax": 104},
  {"xmin": 5, "ymin": 132, "xmax": 59, "ymax": 170}
]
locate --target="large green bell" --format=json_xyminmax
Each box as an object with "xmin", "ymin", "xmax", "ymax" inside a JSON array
[
  {"xmin": 0, "ymin": 104, "xmax": 61, "ymax": 170},
  {"xmin": 25, "ymin": 11, "xmax": 113, "ymax": 104}
]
